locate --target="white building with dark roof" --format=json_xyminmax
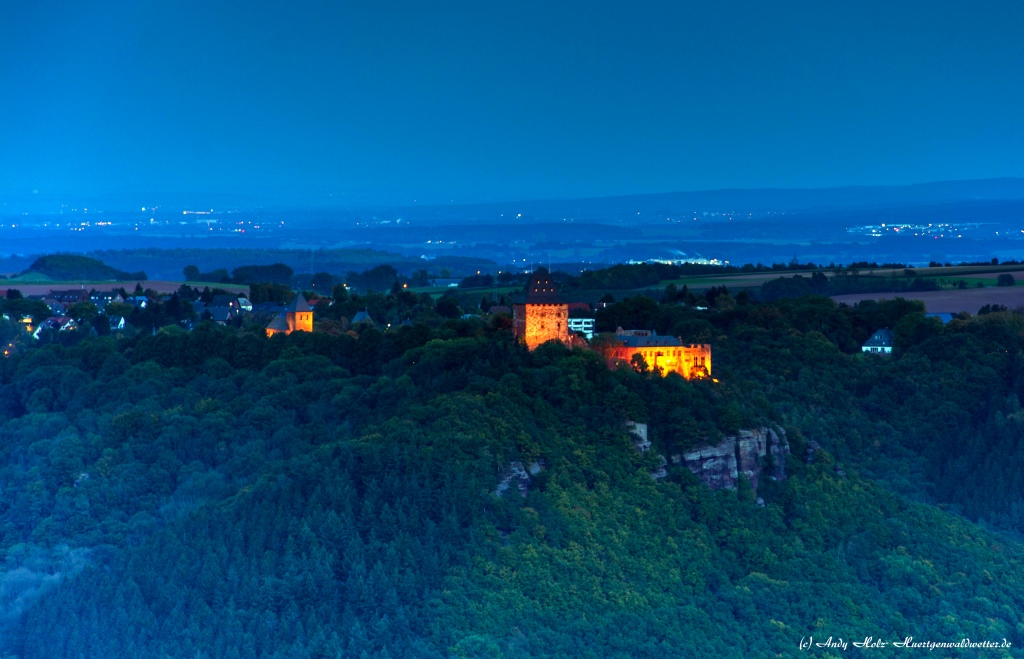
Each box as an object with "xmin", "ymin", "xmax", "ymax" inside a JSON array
[{"xmin": 862, "ymin": 329, "xmax": 894, "ymax": 354}]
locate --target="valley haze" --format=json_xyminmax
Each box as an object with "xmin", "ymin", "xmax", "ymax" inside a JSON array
[{"xmin": 3, "ymin": 178, "xmax": 1024, "ymax": 277}]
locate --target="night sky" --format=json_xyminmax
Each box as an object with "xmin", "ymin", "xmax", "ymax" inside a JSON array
[{"xmin": 1, "ymin": 1, "xmax": 1022, "ymax": 205}]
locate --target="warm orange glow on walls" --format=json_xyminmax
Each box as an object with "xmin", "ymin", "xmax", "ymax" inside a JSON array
[
  {"xmin": 512, "ymin": 272, "xmax": 571, "ymax": 350},
  {"xmin": 266, "ymin": 293, "xmax": 313, "ymax": 337},
  {"xmin": 608, "ymin": 342, "xmax": 711, "ymax": 379}
]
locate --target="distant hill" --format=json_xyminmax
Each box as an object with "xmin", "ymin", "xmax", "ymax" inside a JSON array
[
  {"xmin": 372, "ymin": 177, "xmax": 1024, "ymax": 224},
  {"xmin": 25, "ymin": 254, "xmax": 146, "ymax": 281},
  {"xmin": 88, "ymin": 248, "xmax": 495, "ymax": 281},
  {"xmin": 4, "ymin": 178, "xmax": 1021, "ymax": 217}
]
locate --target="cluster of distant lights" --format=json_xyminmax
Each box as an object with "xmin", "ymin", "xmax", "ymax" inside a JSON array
[
  {"xmin": 354, "ymin": 218, "xmax": 406, "ymax": 226},
  {"xmin": 493, "ymin": 211, "xmax": 751, "ymax": 223},
  {"xmin": 847, "ymin": 222, "xmax": 988, "ymax": 239},
  {"xmin": 628, "ymin": 258, "xmax": 726, "ymax": 266},
  {"xmin": 491, "ymin": 209, "xmax": 757, "ymax": 223},
  {"xmin": 3, "ymin": 209, "xmax": 284, "ymax": 234},
  {"xmin": 2, "ymin": 220, "xmax": 114, "ymax": 232}
]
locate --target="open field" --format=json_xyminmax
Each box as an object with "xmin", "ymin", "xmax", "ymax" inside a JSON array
[
  {"xmin": 832, "ymin": 286, "xmax": 1024, "ymax": 314},
  {"xmin": 409, "ymin": 285, "xmax": 520, "ymax": 300},
  {"xmin": 665, "ymin": 265, "xmax": 1024, "ymax": 292},
  {"xmin": 957, "ymin": 269, "xmax": 1024, "ymax": 280},
  {"xmin": 664, "ymin": 269, "xmax": 824, "ymax": 289}
]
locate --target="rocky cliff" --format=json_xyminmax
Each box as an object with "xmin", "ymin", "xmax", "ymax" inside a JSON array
[
  {"xmin": 494, "ymin": 460, "xmax": 544, "ymax": 497},
  {"xmin": 675, "ymin": 427, "xmax": 789, "ymax": 491}
]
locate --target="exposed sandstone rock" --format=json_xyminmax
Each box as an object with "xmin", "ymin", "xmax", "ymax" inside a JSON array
[
  {"xmin": 650, "ymin": 454, "xmax": 668, "ymax": 480},
  {"xmin": 625, "ymin": 421, "xmax": 651, "ymax": 453},
  {"xmin": 495, "ymin": 460, "xmax": 544, "ymax": 497},
  {"xmin": 806, "ymin": 440, "xmax": 821, "ymax": 463},
  {"xmin": 680, "ymin": 427, "xmax": 789, "ymax": 491},
  {"xmin": 495, "ymin": 462, "xmax": 530, "ymax": 497},
  {"xmin": 626, "ymin": 422, "xmax": 668, "ymax": 479}
]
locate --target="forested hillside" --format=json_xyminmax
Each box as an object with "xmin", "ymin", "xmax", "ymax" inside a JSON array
[
  {"xmin": 1, "ymin": 292, "xmax": 1023, "ymax": 657},
  {"xmin": 24, "ymin": 254, "xmax": 146, "ymax": 282}
]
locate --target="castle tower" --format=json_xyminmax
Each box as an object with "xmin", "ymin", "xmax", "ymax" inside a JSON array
[
  {"xmin": 266, "ymin": 293, "xmax": 313, "ymax": 337},
  {"xmin": 513, "ymin": 270, "xmax": 569, "ymax": 350}
]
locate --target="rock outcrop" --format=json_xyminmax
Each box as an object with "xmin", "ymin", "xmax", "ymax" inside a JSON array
[
  {"xmin": 495, "ymin": 460, "xmax": 544, "ymax": 497},
  {"xmin": 625, "ymin": 421, "xmax": 651, "ymax": 453},
  {"xmin": 625, "ymin": 422, "xmax": 668, "ymax": 479},
  {"xmin": 676, "ymin": 427, "xmax": 789, "ymax": 491}
]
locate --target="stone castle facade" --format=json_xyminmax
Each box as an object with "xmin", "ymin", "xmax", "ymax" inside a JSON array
[
  {"xmin": 607, "ymin": 328, "xmax": 711, "ymax": 379},
  {"xmin": 512, "ymin": 271, "xmax": 570, "ymax": 350},
  {"xmin": 508, "ymin": 271, "xmax": 713, "ymax": 380}
]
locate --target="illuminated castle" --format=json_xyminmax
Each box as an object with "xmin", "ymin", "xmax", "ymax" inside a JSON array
[
  {"xmin": 513, "ymin": 270, "xmax": 570, "ymax": 350},
  {"xmin": 265, "ymin": 293, "xmax": 313, "ymax": 337},
  {"xmin": 608, "ymin": 328, "xmax": 711, "ymax": 379}
]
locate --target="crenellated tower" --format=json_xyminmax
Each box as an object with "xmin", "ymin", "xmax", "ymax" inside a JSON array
[{"xmin": 513, "ymin": 270, "xmax": 569, "ymax": 350}]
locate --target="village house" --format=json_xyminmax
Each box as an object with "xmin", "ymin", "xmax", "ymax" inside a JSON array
[
  {"xmin": 32, "ymin": 316, "xmax": 78, "ymax": 340},
  {"xmin": 210, "ymin": 294, "xmax": 250, "ymax": 311},
  {"xmin": 90, "ymin": 291, "xmax": 125, "ymax": 310},
  {"xmin": 862, "ymin": 329, "xmax": 894, "ymax": 354},
  {"xmin": 41, "ymin": 298, "xmax": 65, "ymax": 315},
  {"xmin": 351, "ymin": 309, "xmax": 375, "ymax": 327},
  {"xmin": 48, "ymin": 289, "xmax": 90, "ymax": 309},
  {"xmin": 251, "ymin": 302, "xmax": 286, "ymax": 316},
  {"xmin": 202, "ymin": 307, "xmax": 236, "ymax": 325}
]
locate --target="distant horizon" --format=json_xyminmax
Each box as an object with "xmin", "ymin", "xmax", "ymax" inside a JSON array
[{"xmin": 3, "ymin": 175, "xmax": 1024, "ymax": 214}]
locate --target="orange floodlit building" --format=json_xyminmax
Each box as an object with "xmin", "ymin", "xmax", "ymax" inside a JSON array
[
  {"xmin": 608, "ymin": 329, "xmax": 711, "ymax": 379},
  {"xmin": 513, "ymin": 270, "xmax": 570, "ymax": 350},
  {"xmin": 265, "ymin": 293, "xmax": 313, "ymax": 337}
]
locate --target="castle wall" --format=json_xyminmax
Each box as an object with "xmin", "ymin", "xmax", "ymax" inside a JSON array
[
  {"xmin": 513, "ymin": 304, "xmax": 527, "ymax": 340},
  {"xmin": 610, "ymin": 343, "xmax": 711, "ymax": 379},
  {"xmin": 514, "ymin": 303, "xmax": 569, "ymax": 350}
]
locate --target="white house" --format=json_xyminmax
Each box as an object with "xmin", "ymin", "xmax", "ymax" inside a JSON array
[{"xmin": 862, "ymin": 329, "xmax": 894, "ymax": 354}]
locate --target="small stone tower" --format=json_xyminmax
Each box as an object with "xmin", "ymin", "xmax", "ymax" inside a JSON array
[
  {"xmin": 266, "ymin": 293, "xmax": 313, "ymax": 337},
  {"xmin": 513, "ymin": 270, "xmax": 569, "ymax": 350}
]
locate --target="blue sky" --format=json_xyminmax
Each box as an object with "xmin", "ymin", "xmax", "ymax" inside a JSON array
[{"xmin": 1, "ymin": 0, "xmax": 1022, "ymax": 205}]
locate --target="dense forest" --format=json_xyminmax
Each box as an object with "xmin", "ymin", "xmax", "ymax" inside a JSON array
[
  {"xmin": 22, "ymin": 254, "xmax": 147, "ymax": 282},
  {"xmin": 1, "ymin": 282, "xmax": 1024, "ymax": 657}
]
